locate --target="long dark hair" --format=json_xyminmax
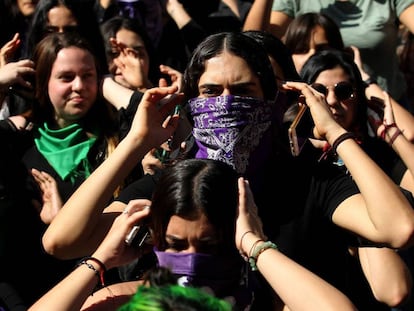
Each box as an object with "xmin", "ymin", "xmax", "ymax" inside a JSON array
[
  {"xmin": 100, "ymin": 15, "xmax": 160, "ymax": 84},
  {"xmin": 150, "ymin": 159, "xmax": 239, "ymax": 256},
  {"xmin": 284, "ymin": 12, "xmax": 344, "ymax": 54},
  {"xmin": 25, "ymin": 0, "xmax": 107, "ymax": 72}
]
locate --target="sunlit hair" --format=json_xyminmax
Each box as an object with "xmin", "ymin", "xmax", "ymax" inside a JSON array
[
  {"xmin": 182, "ymin": 31, "xmax": 277, "ymax": 102},
  {"xmin": 150, "ymin": 159, "xmax": 239, "ymax": 256}
]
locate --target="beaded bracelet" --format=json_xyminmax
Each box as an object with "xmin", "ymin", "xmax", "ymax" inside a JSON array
[
  {"xmin": 238, "ymin": 230, "xmax": 254, "ymax": 261},
  {"xmin": 331, "ymin": 132, "xmax": 356, "ymax": 154},
  {"xmin": 77, "ymin": 256, "xmax": 106, "ymax": 288},
  {"xmin": 248, "ymin": 241, "xmax": 278, "ymax": 271}
]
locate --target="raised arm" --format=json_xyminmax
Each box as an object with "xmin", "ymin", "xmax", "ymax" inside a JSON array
[
  {"xmin": 42, "ymin": 86, "xmax": 182, "ymax": 259},
  {"xmin": 242, "ymin": 0, "xmax": 273, "ymax": 31},
  {"xmin": 29, "ymin": 201, "xmax": 151, "ymax": 311},
  {"xmin": 283, "ymin": 81, "xmax": 414, "ymax": 249},
  {"xmin": 268, "ymin": 10, "xmax": 293, "ymax": 39},
  {"xmin": 236, "ymin": 178, "xmax": 358, "ymax": 311}
]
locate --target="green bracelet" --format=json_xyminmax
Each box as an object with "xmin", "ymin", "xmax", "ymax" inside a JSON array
[{"xmin": 248, "ymin": 241, "xmax": 278, "ymax": 271}]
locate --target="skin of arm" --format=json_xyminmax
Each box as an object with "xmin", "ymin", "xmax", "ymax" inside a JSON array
[
  {"xmin": 101, "ymin": 75, "xmax": 135, "ymax": 110},
  {"xmin": 351, "ymin": 45, "xmax": 414, "ymax": 141},
  {"xmin": 29, "ymin": 201, "xmax": 150, "ymax": 311},
  {"xmin": 242, "ymin": 0, "xmax": 273, "ymax": 31},
  {"xmin": 42, "ymin": 86, "xmax": 183, "ymax": 259},
  {"xmin": 283, "ymin": 81, "xmax": 414, "ymax": 249},
  {"xmin": 356, "ymin": 246, "xmax": 412, "ymax": 307},
  {"xmin": 268, "ymin": 10, "xmax": 293, "ymax": 40},
  {"xmin": 367, "ymin": 91, "xmax": 414, "ymax": 194},
  {"xmin": 165, "ymin": 0, "xmax": 192, "ymax": 29},
  {"xmin": 236, "ymin": 178, "xmax": 358, "ymax": 311}
]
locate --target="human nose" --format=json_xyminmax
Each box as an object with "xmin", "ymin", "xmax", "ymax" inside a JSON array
[
  {"xmin": 221, "ymin": 89, "xmax": 231, "ymax": 96},
  {"xmin": 72, "ymin": 76, "xmax": 84, "ymax": 91},
  {"xmin": 325, "ymin": 88, "xmax": 337, "ymax": 107}
]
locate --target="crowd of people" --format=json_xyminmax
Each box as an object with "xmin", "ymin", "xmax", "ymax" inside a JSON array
[{"xmin": 2, "ymin": 1, "xmax": 414, "ymax": 311}]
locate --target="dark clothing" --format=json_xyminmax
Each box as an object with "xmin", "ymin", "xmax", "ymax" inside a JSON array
[{"xmin": 114, "ymin": 127, "xmax": 414, "ymax": 310}]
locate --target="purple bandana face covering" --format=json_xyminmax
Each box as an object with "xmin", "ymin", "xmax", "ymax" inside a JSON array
[
  {"xmin": 154, "ymin": 250, "xmax": 252, "ymax": 308},
  {"xmin": 189, "ymin": 95, "xmax": 274, "ymax": 174}
]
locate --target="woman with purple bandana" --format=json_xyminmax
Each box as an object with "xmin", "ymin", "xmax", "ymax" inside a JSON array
[
  {"xmin": 42, "ymin": 31, "xmax": 414, "ymax": 309},
  {"xmin": 30, "ymin": 158, "xmax": 357, "ymax": 310}
]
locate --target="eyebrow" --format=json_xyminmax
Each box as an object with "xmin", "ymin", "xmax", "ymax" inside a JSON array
[{"xmin": 199, "ymin": 81, "xmax": 257, "ymax": 89}]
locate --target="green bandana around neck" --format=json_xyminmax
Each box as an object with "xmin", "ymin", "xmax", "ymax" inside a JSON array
[{"xmin": 34, "ymin": 122, "xmax": 98, "ymax": 182}]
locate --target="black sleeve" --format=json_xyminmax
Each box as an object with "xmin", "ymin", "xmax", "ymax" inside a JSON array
[
  {"xmin": 115, "ymin": 172, "xmax": 160, "ymax": 204},
  {"xmin": 118, "ymin": 91, "xmax": 144, "ymax": 140}
]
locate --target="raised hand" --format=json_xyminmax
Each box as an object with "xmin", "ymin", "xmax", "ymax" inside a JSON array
[{"xmin": 31, "ymin": 169, "xmax": 63, "ymax": 224}]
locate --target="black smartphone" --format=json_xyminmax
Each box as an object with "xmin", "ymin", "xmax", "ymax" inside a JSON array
[
  {"xmin": 8, "ymin": 84, "xmax": 35, "ymax": 100},
  {"xmin": 125, "ymin": 225, "xmax": 150, "ymax": 248},
  {"xmin": 367, "ymin": 96, "xmax": 385, "ymax": 119},
  {"xmin": 288, "ymin": 103, "xmax": 313, "ymax": 156}
]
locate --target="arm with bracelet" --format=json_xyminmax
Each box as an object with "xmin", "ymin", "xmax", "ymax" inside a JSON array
[
  {"xmin": 29, "ymin": 199, "xmax": 150, "ymax": 311},
  {"xmin": 236, "ymin": 178, "xmax": 358, "ymax": 310},
  {"xmin": 283, "ymin": 80, "xmax": 414, "ymax": 249},
  {"xmin": 377, "ymin": 93, "xmax": 414, "ymax": 193}
]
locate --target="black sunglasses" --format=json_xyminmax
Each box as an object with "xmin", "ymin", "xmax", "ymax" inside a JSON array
[{"xmin": 311, "ymin": 81, "xmax": 355, "ymax": 101}]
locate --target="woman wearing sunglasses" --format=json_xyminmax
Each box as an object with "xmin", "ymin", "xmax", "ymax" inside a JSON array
[{"xmin": 297, "ymin": 48, "xmax": 414, "ymax": 310}]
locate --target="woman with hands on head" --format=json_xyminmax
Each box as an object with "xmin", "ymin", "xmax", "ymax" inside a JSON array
[
  {"xmin": 30, "ymin": 158, "xmax": 358, "ymax": 311},
  {"xmin": 297, "ymin": 48, "xmax": 414, "ymax": 309}
]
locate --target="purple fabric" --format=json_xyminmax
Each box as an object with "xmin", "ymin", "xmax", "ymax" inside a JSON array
[
  {"xmin": 116, "ymin": 0, "xmax": 163, "ymax": 46},
  {"xmin": 189, "ymin": 95, "xmax": 274, "ymax": 174},
  {"xmin": 154, "ymin": 249, "xmax": 252, "ymax": 308}
]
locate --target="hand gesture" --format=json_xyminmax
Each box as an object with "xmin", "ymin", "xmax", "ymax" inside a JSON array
[
  {"xmin": 127, "ymin": 85, "xmax": 183, "ymax": 150},
  {"xmin": 0, "ymin": 33, "xmax": 21, "ymax": 67},
  {"xmin": 31, "ymin": 169, "xmax": 63, "ymax": 224},
  {"xmin": 235, "ymin": 178, "xmax": 266, "ymax": 254},
  {"xmin": 92, "ymin": 200, "xmax": 151, "ymax": 270}
]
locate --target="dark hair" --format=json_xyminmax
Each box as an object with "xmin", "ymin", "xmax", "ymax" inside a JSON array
[
  {"xmin": 150, "ymin": 159, "xmax": 239, "ymax": 256},
  {"xmin": 100, "ymin": 15, "xmax": 160, "ymax": 84},
  {"xmin": 300, "ymin": 49, "xmax": 368, "ymax": 131},
  {"xmin": 284, "ymin": 12, "xmax": 344, "ymax": 54},
  {"xmin": 31, "ymin": 32, "xmax": 117, "ymax": 136},
  {"xmin": 243, "ymin": 30, "xmax": 301, "ymax": 82},
  {"xmin": 182, "ymin": 31, "xmax": 277, "ymax": 101},
  {"xmin": 25, "ymin": 0, "xmax": 107, "ymax": 72}
]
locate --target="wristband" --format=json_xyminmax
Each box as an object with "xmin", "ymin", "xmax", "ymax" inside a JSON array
[
  {"xmin": 331, "ymin": 132, "xmax": 356, "ymax": 154},
  {"xmin": 363, "ymin": 77, "xmax": 377, "ymax": 88}
]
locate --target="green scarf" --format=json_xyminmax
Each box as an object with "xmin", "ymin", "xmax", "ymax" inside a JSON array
[{"xmin": 34, "ymin": 122, "xmax": 97, "ymax": 182}]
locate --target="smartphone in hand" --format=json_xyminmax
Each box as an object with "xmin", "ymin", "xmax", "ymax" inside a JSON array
[{"xmin": 288, "ymin": 103, "xmax": 313, "ymax": 156}]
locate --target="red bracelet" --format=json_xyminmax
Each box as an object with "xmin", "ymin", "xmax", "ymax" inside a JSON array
[
  {"xmin": 388, "ymin": 128, "xmax": 402, "ymax": 146},
  {"xmin": 380, "ymin": 123, "xmax": 397, "ymax": 140}
]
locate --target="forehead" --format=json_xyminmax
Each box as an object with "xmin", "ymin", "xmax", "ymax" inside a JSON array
[
  {"xmin": 314, "ymin": 66, "xmax": 350, "ymax": 85},
  {"xmin": 52, "ymin": 47, "xmax": 95, "ymax": 72},
  {"xmin": 116, "ymin": 28, "xmax": 145, "ymax": 47},
  {"xmin": 199, "ymin": 52, "xmax": 259, "ymax": 86},
  {"xmin": 166, "ymin": 214, "xmax": 216, "ymax": 238},
  {"xmin": 47, "ymin": 5, "xmax": 77, "ymax": 26}
]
